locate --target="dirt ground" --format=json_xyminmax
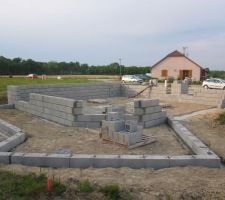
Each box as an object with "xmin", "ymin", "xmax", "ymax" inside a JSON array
[
  {"xmin": 0, "ymin": 109, "xmax": 189, "ymax": 155},
  {"xmin": 183, "ymin": 109, "xmax": 225, "ymax": 161},
  {"xmin": 1, "ymin": 98, "xmax": 225, "ymax": 199},
  {"xmin": 1, "ymin": 164, "xmax": 225, "ymax": 200}
]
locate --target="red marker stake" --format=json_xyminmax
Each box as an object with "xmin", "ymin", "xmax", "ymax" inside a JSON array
[{"xmin": 47, "ymin": 176, "xmax": 52, "ymax": 192}]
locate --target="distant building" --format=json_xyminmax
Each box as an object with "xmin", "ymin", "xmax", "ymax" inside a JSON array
[{"xmin": 151, "ymin": 50, "xmax": 207, "ymax": 81}]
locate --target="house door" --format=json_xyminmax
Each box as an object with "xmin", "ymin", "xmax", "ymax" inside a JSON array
[{"xmin": 179, "ymin": 70, "xmax": 192, "ymax": 80}]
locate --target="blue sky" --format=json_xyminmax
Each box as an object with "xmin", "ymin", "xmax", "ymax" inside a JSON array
[{"xmin": 0, "ymin": 0, "xmax": 225, "ymax": 70}]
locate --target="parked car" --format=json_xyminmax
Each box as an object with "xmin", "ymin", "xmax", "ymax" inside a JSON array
[
  {"xmin": 202, "ymin": 78, "xmax": 225, "ymax": 90},
  {"xmin": 133, "ymin": 74, "xmax": 149, "ymax": 81},
  {"xmin": 26, "ymin": 74, "xmax": 38, "ymax": 79},
  {"xmin": 122, "ymin": 75, "xmax": 143, "ymax": 84}
]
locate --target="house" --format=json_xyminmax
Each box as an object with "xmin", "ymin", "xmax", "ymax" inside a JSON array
[{"xmin": 151, "ymin": 50, "xmax": 207, "ymax": 81}]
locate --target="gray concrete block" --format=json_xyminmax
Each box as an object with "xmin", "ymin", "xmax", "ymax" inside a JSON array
[
  {"xmin": 73, "ymin": 122, "xmax": 101, "ymax": 128},
  {"xmin": 140, "ymin": 99, "xmax": 159, "ymax": 107},
  {"xmin": 0, "ymin": 152, "xmax": 12, "ymax": 164},
  {"xmin": 102, "ymin": 120, "xmax": 125, "ymax": 132},
  {"xmin": 134, "ymin": 105, "xmax": 162, "ymax": 115},
  {"xmin": 73, "ymin": 108, "xmax": 84, "ymax": 115},
  {"xmin": 169, "ymin": 155, "xmax": 196, "ymax": 167},
  {"xmin": 141, "ymin": 111, "xmax": 167, "ymax": 122},
  {"xmin": 22, "ymin": 153, "xmax": 48, "ymax": 166},
  {"xmin": 144, "ymin": 155, "xmax": 170, "ymax": 169},
  {"xmin": 106, "ymin": 112, "xmax": 120, "ymax": 121},
  {"xmin": 124, "ymin": 114, "xmax": 139, "ymax": 121},
  {"xmin": 120, "ymin": 155, "xmax": 145, "ymax": 169},
  {"xmin": 45, "ymin": 154, "xmax": 70, "ymax": 168},
  {"xmin": 75, "ymin": 100, "xmax": 86, "ymax": 108},
  {"xmin": 11, "ymin": 152, "xmax": 25, "ymax": 164},
  {"xmin": 193, "ymin": 155, "xmax": 221, "ymax": 168},
  {"xmin": 76, "ymin": 114, "xmax": 106, "ymax": 122},
  {"xmin": 144, "ymin": 117, "xmax": 167, "ymax": 128},
  {"xmin": 70, "ymin": 154, "xmax": 93, "ymax": 168},
  {"xmin": 93, "ymin": 155, "xmax": 121, "ymax": 168}
]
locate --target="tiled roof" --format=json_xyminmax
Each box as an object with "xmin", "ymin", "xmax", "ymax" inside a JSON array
[{"xmin": 151, "ymin": 50, "xmax": 203, "ymax": 69}]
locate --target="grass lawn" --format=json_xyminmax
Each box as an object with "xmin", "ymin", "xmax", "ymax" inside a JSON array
[{"xmin": 0, "ymin": 77, "xmax": 98, "ymax": 104}]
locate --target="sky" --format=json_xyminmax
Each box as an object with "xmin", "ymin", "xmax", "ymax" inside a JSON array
[{"xmin": 0, "ymin": 0, "xmax": 225, "ymax": 70}]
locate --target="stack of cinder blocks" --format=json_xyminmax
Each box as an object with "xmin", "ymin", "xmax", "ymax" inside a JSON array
[
  {"xmin": 134, "ymin": 99, "xmax": 167, "ymax": 128},
  {"xmin": 101, "ymin": 112, "xmax": 143, "ymax": 146},
  {"xmin": 73, "ymin": 101, "xmax": 106, "ymax": 128}
]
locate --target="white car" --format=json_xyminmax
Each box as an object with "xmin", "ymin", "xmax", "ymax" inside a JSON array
[
  {"xmin": 202, "ymin": 78, "xmax": 225, "ymax": 90},
  {"xmin": 122, "ymin": 75, "xmax": 143, "ymax": 84}
]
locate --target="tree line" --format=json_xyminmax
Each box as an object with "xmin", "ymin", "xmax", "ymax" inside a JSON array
[{"xmin": 0, "ymin": 56, "xmax": 149, "ymax": 75}]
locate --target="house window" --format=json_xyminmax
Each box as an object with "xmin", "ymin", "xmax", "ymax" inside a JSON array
[{"xmin": 161, "ymin": 70, "xmax": 168, "ymax": 77}]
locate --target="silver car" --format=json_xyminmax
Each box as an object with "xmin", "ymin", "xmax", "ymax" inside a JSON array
[
  {"xmin": 122, "ymin": 75, "xmax": 143, "ymax": 84},
  {"xmin": 202, "ymin": 78, "xmax": 225, "ymax": 90}
]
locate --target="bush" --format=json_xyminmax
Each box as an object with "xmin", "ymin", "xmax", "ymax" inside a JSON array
[
  {"xmin": 191, "ymin": 81, "xmax": 202, "ymax": 85},
  {"xmin": 216, "ymin": 112, "xmax": 225, "ymax": 125},
  {"xmin": 167, "ymin": 77, "xmax": 174, "ymax": 83},
  {"xmin": 77, "ymin": 180, "xmax": 94, "ymax": 193},
  {"xmin": 99, "ymin": 184, "xmax": 120, "ymax": 200}
]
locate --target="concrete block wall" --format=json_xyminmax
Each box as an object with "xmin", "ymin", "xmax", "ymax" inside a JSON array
[
  {"xmin": 0, "ymin": 119, "xmax": 26, "ymax": 152},
  {"xmin": 134, "ymin": 99, "xmax": 167, "ymax": 128},
  {"xmin": 0, "ymin": 116, "xmax": 221, "ymax": 169},
  {"xmin": 15, "ymin": 93, "xmax": 106, "ymax": 127},
  {"xmin": 168, "ymin": 117, "xmax": 219, "ymax": 157},
  {"xmin": 8, "ymin": 83, "xmax": 122, "ymax": 104}
]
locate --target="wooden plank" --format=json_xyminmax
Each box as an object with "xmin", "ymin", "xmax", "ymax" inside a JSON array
[{"xmin": 128, "ymin": 137, "xmax": 156, "ymax": 149}]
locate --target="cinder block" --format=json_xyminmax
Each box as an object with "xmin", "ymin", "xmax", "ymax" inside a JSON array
[
  {"xmin": 45, "ymin": 154, "xmax": 70, "ymax": 168},
  {"xmin": 120, "ymin": 155, "xmax": 145, "ymax": 169},
  {"xmin": 93, "ymin": 155, "xmax": 121, "ymax": 168},
  {"xmin": 125, "ymin": 120, "xmax": 137, "ymax": 132},
  {"xmin": 134, "ymin": 105, "xmax": 162, "ymax": 115},
  {"xmin": 0, "ymin": 152, "xmax": 12, "ymax": 164},
  {"xmin": 11, "ymin": 152, "xmax": 25, "ymax": 164},
  {"xmin": 141, "ymin": 111, "xmax": 167, "ymax": 122},
  {"xmin": 70, "ymin": 154, "xmax": 93, "ymax": 168},
  {"xmin": 169, "ymin": 155, "xmax": 196, "ymax": 167},
  {"xmin": 193, "ymin": 155, "xmax": 221, "ymax": 168},
  {"xmin": 76, "ymin": 114, "xmax": 106, "ymax": 122},
  {"xmin": 106, "ymin": 112, "xmax": 120, "ymax": 121},
  {"xmin": 75, "ymin": 100, "xmax": 86, "ymax": 108},
  {"xmin": 124, "ymin": 114, "xmax": 139, "ymax": 121},
  {"xmin": 22, "ymin": 153, "xmax": 48, "ymax": 166},
  {"xmin": 144, "ymin": 117, "xmax": 167, "ymax": 128},
  {"xmin": 144, "ymin": 155, "xmax": 170, "ymax": 169},
  {"xmin": 102, "ymin": 120, "xmax": 125, "ymax": 132},
  {"xmin": 73, "ymin": 108, "xmax": 83, "ymax": 115},
  {"xmin": 73, "ymin": 122, "xmax": 101, "ymax": 128},
  {"xmin": 139, "ymin": 99, "xmax": 159, "ymax": 107}
]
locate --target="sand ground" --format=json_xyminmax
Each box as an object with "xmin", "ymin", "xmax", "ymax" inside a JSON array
[{"xmin": 0, "ymin": 98, "xmax": 225, "ymax": 199}]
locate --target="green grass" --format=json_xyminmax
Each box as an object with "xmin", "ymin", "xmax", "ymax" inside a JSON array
[
  {"xmin": 0, "ymin": 77, "xmax": 97, "ymax": 104},
  {"xmin": 0, "ymin": 170, "xmax": 66, "ymax": 200},
  {"xmin": 99, "ymin": 184, "xmax": 120, "ymax": 200},
  {"xmin": 0, "ymin": 170, "xmax": 133, "ymax": 200},
  {"xmin": 216, "ymin": 112, "xmax": 225, "ymax": 125},
  {"xmin": 77, "ymin": 180, "xmax": 94, "ymax": 193}
]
